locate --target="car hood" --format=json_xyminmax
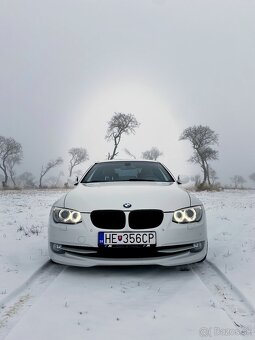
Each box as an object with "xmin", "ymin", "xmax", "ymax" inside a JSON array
[{"xmin": 64, "ymin": 182, "xmax": 191, "ymax": 212}]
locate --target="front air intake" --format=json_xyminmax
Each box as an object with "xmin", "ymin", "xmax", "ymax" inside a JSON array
[
  {"xmin": 90, "ymin": 210, "xmax": 126, "ymax": 229},
  {"xmin": 129, "ymin": 210, "xmax": 163, "ymax": 229}
]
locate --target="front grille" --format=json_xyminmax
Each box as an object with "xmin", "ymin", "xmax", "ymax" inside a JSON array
[
  {"xmin": 90, "ymin": 209, "xmax": 164, "ymax": 230},
  {"xmin": 91, "ymin": 210, "xmax": 126, "ymax": 229},
  {"xmin": 129, "ymin": 210, "xmax": 163, "ymax": 229}
]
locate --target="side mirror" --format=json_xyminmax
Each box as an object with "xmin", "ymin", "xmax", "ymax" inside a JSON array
[
  {"xmin": 74, "ymin": 176, "xmax": 79, "ymax": 186},
  {"xmin": 177, "ymin": 175, "xmax": 189, "ymax": 185}
]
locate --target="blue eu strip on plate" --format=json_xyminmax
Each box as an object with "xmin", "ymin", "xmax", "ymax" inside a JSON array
[{"xmin": 98, "ymin": 232, "xmax": 105, "ymax": 245}]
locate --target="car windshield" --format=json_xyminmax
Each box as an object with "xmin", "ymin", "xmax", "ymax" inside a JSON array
[{"xmin": 81, "ymin": 161, "xmax": 174, "ymax": 183}]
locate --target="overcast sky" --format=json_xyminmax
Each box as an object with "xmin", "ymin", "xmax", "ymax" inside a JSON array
[{"xmin": 1, "ymin": 0, "xmax": 255, "ymax": 184}]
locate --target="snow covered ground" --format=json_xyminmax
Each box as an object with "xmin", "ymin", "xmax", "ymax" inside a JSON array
[
  {"xmin": 0, "ymin": 190, "xmax": 67, "ymax": 296},
  {"xmin": 0, "ymin": 189, "xmax": 254, "ymax": 339},
  {"xmin": 198, "ymin": 190, "xmax": 255, "ymax": 306}
]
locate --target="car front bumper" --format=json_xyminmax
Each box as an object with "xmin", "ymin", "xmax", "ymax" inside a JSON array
[{"xmin": 48, "ymin": 211, "xmax": 207, "ymax": 267}]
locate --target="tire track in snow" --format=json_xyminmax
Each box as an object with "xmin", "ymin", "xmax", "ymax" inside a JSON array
[
  {"xmin": 0, "ymin": 260, "xmax": 65, "ymax": 339},
  {"xmin": 192, "ymin": 260, "xmax": 255, "ymax": 334}
]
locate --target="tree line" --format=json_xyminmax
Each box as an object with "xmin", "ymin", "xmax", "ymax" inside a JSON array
[
  {"xmin": 1, "ymin": 113, "xmax": 254, "ymax": 189},
  {"xmin": 0, "ymin": 139, "xmax": 89, "ymax": 189}
]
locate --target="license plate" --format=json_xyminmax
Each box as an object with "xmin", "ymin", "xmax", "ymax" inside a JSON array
[{"xmin": 98, "ymin": 232, "xmax": 156, "ymax": 246}]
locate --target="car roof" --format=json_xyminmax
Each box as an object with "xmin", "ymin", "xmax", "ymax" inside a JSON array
[{"xmin": 94, "ymin": 159, "xmax": 160, "ymax": 164}]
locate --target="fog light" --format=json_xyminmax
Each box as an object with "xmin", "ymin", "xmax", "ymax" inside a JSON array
[
  {"xmin": 191, "ymin": 241, "xmax": 204, "ymax": 253},
  {"xmin": 51, "ymin": 243, "xmax": 65, "ymax": 254}
]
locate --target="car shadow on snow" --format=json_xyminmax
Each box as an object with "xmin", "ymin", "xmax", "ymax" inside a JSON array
[{"xmin": 62, "ymin": 264, "xmax": 192, "ymax": 279}]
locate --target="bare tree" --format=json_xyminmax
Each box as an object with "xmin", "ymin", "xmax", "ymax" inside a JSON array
[
  {"xmin": 124, "ymin": 148, "xmax": 136, "ymax": 159},
  {"xmin": 179, "ymin": 125, "xmax": 219, "ymax": 187},
  {"xmin": 106, "ymin": 113, "xmax": 140, "ymax": 160},
  {"xmin": 39, "ymin": 157, "xmax": 63, "ymax": 188},
  {"xmin": 208, "ymin": 167, "xmax": 218, "ymax": 185},
  {"xmin": 0, "ymin": 136, "xmax": 23, "ymax": 188},
  {"xmin": 68, "ymin": 147, "xmax": 89, "ymax": 177},
  {"xmin": 18, "ymin": 172, "xmax": 36, "ymax": 188},
  {"xmin": 231, "ymin": 175, "xmax": 246, "ymax": 189},
  {"xmin": 142, "ymin": 147, "xmax": 163, "ymax": 160},
  {"xmin": 6, "ymin": 154, "xmax": 22, "ymax": 187}
]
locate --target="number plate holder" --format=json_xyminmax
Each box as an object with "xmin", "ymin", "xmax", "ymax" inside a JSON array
[{"xmin": 98, "ymin": 232, "xmax": 156, "ymax": 247}]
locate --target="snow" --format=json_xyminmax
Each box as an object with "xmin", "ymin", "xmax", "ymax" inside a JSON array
[
  {"xmin": 197, "ymin": 190, "xmax": 255, "ymax": 306},
  {"xmin": 3, "ymin": 267, "xmax": 243, "ymax": 340},
  {"xmin": 0, "ymin": 190, "xmax": 67, "ymax": 295},
  {"xmin": 0, "ymin": 189, "xmax": 255, "ymax": 339}
]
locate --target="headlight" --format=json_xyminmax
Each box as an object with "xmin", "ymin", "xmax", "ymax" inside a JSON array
[
  {"xmin": 52, "ymin": 207, "xmax": 82, "ymax": 224},
  {"xmin": 172, "ymin": 206, "xmax": 202, "ymax": 223}
]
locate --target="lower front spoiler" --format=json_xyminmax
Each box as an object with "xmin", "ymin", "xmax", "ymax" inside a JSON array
[{"xmin": 48, "ymin": 241, "xmax": 208, "ymax": 267}]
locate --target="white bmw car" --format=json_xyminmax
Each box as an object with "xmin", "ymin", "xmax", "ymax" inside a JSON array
[{"xmin": 48, "ymin": 160, "xmax": 207, "ymax": 267}]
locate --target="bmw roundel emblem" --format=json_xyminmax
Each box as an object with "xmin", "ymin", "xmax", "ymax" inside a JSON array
[{"xmin": 123, "ymin": 203, "xmax": 132, "ymax": 208}]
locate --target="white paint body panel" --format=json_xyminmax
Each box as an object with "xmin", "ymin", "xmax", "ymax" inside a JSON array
[
  {"xmin": 64, "ymin": 182, "xmax": 190, "ymax": 212},
  {"xmin": 48, "ymin": 161, "xmax": 207, "ymax": 267}
]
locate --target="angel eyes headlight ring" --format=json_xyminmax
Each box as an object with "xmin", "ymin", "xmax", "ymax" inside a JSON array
[
  {"xmin": 53, "ymin": 208, "xmax": 82, "ymax": 224},
  {"xmin": 172, "ymin": 206, "xmax": 202, "ymax": 224}
]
